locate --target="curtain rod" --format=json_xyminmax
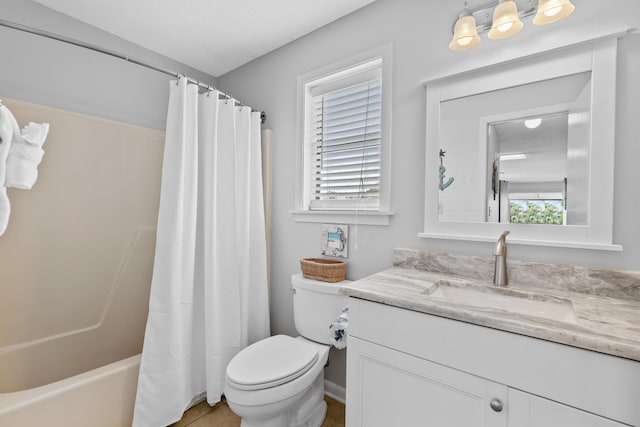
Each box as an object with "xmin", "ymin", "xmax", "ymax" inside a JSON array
[{"xmin": 0, "ymin": 18, "xmax": 266, "ymax": 123}]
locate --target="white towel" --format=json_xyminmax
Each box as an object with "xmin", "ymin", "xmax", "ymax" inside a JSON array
[
  {"xmin": 5, "ymin": 122, "xmax": 49, "ymax": 189},
  {"xmin": 0, "ymin": 102, "xmax": 49, "ymax": 236},
  {"xmin": 328, "ymin": 308, "xmax": 348, "ymax": 349}
]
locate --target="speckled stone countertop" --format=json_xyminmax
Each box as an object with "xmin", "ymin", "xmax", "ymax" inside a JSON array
[{"xmin": 340, "ymin": 249, "xmax": 640, "ymax": 362}]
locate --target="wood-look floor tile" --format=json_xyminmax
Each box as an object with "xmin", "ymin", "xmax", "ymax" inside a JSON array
[
  {"xmin": 187, "ymin": 401, "xmax": 241, "ymax": 427},
  {"xmin": 171, "ymin": 400, "xmax": 214, "ymax": 427},
  {"xmin": 325, "ymin": 396, "xmax": 345, "ymax": 423},
  {"xmin": 173, "ymin": 394, "xmax": 344, "ymax": 427}
]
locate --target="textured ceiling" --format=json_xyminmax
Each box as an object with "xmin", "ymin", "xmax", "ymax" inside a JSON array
[{"xmin": 33, "ymin": 0, "xmax": 377, "ymax": 77}]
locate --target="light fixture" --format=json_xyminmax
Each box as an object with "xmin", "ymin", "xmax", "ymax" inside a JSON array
[
  {"xmin": 499, "ymin": 153, "xmax": 527, "ymax": 161},
  {"xmin": 449, "ymin": 0, "xmax": 576, "ymax": 51},
  {"xmin": 488, "ymin": 0, "xmax": 524, "ymax": 39},
  {"xmin": 449, "ymin": 2, "xmax": 481, "ymax": 51},
  {"xmin": 533, "ymin": 0, "xmax": 575, "ymax": 25},
  {"xmin": 524, "ymin": 118, "xmax": 542, "ymax": 128}
]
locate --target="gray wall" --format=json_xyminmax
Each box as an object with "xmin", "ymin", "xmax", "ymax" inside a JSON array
[
  {"xmin": 217, "ymin": 0, "xmax": 640, "ymax": 388},
  {"xmin": 0, "ymin": 0, "xmax": 216, "ymax": 130}
]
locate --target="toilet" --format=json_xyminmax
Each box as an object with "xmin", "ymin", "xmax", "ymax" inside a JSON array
[{"xmin": 224, "ymin": 273, "xmax": 349, "ymax": 427}]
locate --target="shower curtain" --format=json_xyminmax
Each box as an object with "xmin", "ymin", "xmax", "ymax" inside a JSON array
[{"xmin": 133, "ymin": 78, "xmax": 270, "ymax": 427}]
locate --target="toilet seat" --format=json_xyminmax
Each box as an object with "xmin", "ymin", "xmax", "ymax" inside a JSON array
[{"xmin": 226, "ymin": 335, "xmax": 319, "ymax": 391}]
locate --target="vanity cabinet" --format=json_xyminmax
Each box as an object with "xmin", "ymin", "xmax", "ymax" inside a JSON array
[
  {"xmin": 507, "ymin": 389, "xmax": 627, "ymax": 426},
  {"xmin": 346, "ymin": 298, "xmax": 638, "ymax": 427},
  {"xmin": 347, "ymin": 336, "xmax": 508, "ymax": 427}
]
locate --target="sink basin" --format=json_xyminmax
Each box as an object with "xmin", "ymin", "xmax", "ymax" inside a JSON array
[{"xmin": 426, "ymin": 280, "xmax": 578, "ymax": 324}]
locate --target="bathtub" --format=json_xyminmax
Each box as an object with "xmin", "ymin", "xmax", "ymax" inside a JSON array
[{"xmin": 0, "ymin": 354, "xmax": 140, "ymax": 427}]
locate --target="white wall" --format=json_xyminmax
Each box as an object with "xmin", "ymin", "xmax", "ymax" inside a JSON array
[
  {"xmin": 0, "ymin": 0, "xmax": 216, "ymax": 130},
  {"xmin": 217, "ymin": 0, "xmax": 640, "ymax": 387}
]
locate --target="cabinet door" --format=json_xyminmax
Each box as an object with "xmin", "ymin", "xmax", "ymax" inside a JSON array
[
  {"xmin": 507, "ymin": 389, "xmax": 629, "ymax": 427},
  {"xmin": 346, "ymin": 337, "xmax": 508, "ymax": 427}
]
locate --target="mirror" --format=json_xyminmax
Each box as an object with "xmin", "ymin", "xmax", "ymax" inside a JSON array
[
  {"xmin": 438, "ymin": 72, "xmax": 590, "ymax": 226},
  {"xmin": 422, "ymin": 37, "xmax": 621, "ymax": 250}
]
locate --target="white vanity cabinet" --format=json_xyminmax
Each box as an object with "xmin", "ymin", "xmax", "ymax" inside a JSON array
[
  {"xmin": 346, "ymin": 298, "xmax": 639, "ymax": 427},
  {"xmin": 507, "ymin": 389, "xmax": 628, "ymax": 426},
  {"xmin": 347, "ymin": 336, "xmax": 508, "ymax": 427}
]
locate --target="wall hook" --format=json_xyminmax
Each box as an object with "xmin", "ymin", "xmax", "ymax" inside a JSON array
[{"xmin": 439, "ymin": 149, "xmax": 455, "ymax": 191}]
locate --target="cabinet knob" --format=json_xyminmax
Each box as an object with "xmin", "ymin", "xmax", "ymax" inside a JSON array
[{"xmin": 490, "ymin": 399, "xmax": 503, "ymax": 412}]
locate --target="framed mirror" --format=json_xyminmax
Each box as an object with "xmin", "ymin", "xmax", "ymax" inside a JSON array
[{"xmin": 421, "ymin": 37, "xmax": 622, "ymax": 250}]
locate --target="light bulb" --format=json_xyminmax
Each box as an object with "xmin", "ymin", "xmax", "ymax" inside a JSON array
[
  {"xmin": 488, "ymin": 0, "xmax": 523, "ymax": 39},
  {"xmin": 497, "ymin": 22, "xmax": 513, "ymax": 32},
  {"xmin": 457, "ymin": 36, "xmax": 473, "ymax": 46},
  {"xmin": 545, "ymin": 6, "xmax": 562, "ymax": 16},
  {"xmin": 533, "ymin": 0, "xmax": 575, "ymax": 25},
  {"xmin": 449, "ymin": 12, "xmax": 481, "ymax": 51}
]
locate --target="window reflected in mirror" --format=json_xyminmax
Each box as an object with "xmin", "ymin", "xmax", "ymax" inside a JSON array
[{"xmin": 487, "ymin": 111, "xmax": 586, "ymax": 226}]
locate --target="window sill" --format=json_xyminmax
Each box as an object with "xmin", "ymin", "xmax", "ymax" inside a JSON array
[{"xmin": 291, "ymin": 210, "xmax": 394, "ymax": 226}]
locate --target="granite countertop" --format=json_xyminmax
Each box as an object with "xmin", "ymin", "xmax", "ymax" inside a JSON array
[{"xmin": 340, "ymin": 251, "xmax": 640, "ymax": 362}]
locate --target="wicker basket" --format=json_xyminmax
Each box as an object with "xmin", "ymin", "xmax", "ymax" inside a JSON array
[{"xmin": 300, "ymin": 258, "xmax": 346, "ymax": 283}]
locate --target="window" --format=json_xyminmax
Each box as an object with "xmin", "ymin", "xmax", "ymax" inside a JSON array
[
  {"xmin": 294, "ymin": 46, "xmax": 392, "ymax": 225},
  {"xmin": 308, "ymin": 68, "xmax": 381, "ymax": 210}
]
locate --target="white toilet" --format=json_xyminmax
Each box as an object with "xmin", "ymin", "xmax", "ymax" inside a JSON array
[{"xmin": 224, "ymin": 273, "xmax": 349, "ymax": 427}]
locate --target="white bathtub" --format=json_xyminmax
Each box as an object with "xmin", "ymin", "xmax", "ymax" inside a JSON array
[{"xmin": 0, "ymin": 354, "xmax": 140, "ymax": 427}]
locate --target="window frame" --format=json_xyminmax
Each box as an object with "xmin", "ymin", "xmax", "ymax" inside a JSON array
[{"xmin": 293, "ymin": 44, "xmax": 393, "ymax": 226}]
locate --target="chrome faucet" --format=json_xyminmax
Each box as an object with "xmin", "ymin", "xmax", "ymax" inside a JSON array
[{"xmin": 493, "ymin": 231, "xmax": 510, "ymax": 287}]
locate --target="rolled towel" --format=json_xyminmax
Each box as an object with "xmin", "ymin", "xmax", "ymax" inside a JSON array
[
  {"xmin": 328, "ymin": 308, "xmax": 348, "ymax": 349},
  {"xmin": 0, "ymin": 104, "xmax": 48, "ymax": 235},
  {"xmin": 21, "ymin": 121, "xmax": 49, "ymax": 148},
  {"xmin": 5, "ymin": 122, "xmax": 49, "ymax": 189}
]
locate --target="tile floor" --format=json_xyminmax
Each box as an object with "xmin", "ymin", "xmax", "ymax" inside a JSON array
[{"xmin": 171, "ymin": 395, "xmax": 345, "ymax": 427}]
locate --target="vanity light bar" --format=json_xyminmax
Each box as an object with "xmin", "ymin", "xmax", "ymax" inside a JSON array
[{"xmin": 449, "ymin": 0, "xmax": 576, "ymax": 51}]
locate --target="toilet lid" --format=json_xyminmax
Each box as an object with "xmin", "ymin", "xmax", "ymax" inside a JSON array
[{"xmin": 226, "ymin": 335, "xmax": 319, "ymax": 391}]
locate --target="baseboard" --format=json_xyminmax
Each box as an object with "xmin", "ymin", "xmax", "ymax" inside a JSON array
[{"xmin": 324, "ymin": 379, "xmax": 345, "ymax": 404}]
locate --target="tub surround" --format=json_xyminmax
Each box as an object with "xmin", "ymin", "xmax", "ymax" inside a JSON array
[{"xmin": 340, "ymin": 249, "xmax": 640, "ymax": 361}]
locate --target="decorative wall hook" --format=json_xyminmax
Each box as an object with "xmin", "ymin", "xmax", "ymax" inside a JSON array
[
  {"xmin": 492, "ymin": 160, "xmax": 498, "ymax": 200},
  {"xmin": 439, "ymin": 149, "xmax": 454, "ymax": 191}
]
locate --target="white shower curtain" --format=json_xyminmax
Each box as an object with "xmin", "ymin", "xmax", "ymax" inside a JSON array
[{"xmin": 133, "ymin": 78, "xmax": 270, "ymax": 427}]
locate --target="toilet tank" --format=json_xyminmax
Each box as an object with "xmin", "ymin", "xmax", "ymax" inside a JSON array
[{"xmin": 291, "ymin": 273, "xmax": 350, "ymax": 345}]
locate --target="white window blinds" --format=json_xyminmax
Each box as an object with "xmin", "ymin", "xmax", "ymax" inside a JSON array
[{"xmin": 309, "ymin": 77, "xmax": 382, "ymax": 210}]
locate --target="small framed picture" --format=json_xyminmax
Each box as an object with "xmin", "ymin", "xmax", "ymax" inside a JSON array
[{"xmin": 320, "ymin": 224, "xmax": 348, "ymax": 258}]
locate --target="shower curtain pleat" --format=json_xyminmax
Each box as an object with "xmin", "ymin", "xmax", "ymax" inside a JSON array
[
  {"xmin": 261, "ymin": 129, "xmax": 274, "ymax": 291},
  {"xmin": 247, "ymin": 114, "xmax": 270, "ymax": 344},
  {"xmin": 133, "ymin": 80, "xmax": 270, "ymax": 427}
]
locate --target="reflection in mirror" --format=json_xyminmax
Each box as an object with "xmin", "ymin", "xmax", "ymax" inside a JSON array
[
  {"xmin": 438, "ymin": 72, "xmax": 591, "ymax": 226},
  {"xmin": 488, "ymin": 112, "xmax": 573, "ymax": 225}
]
